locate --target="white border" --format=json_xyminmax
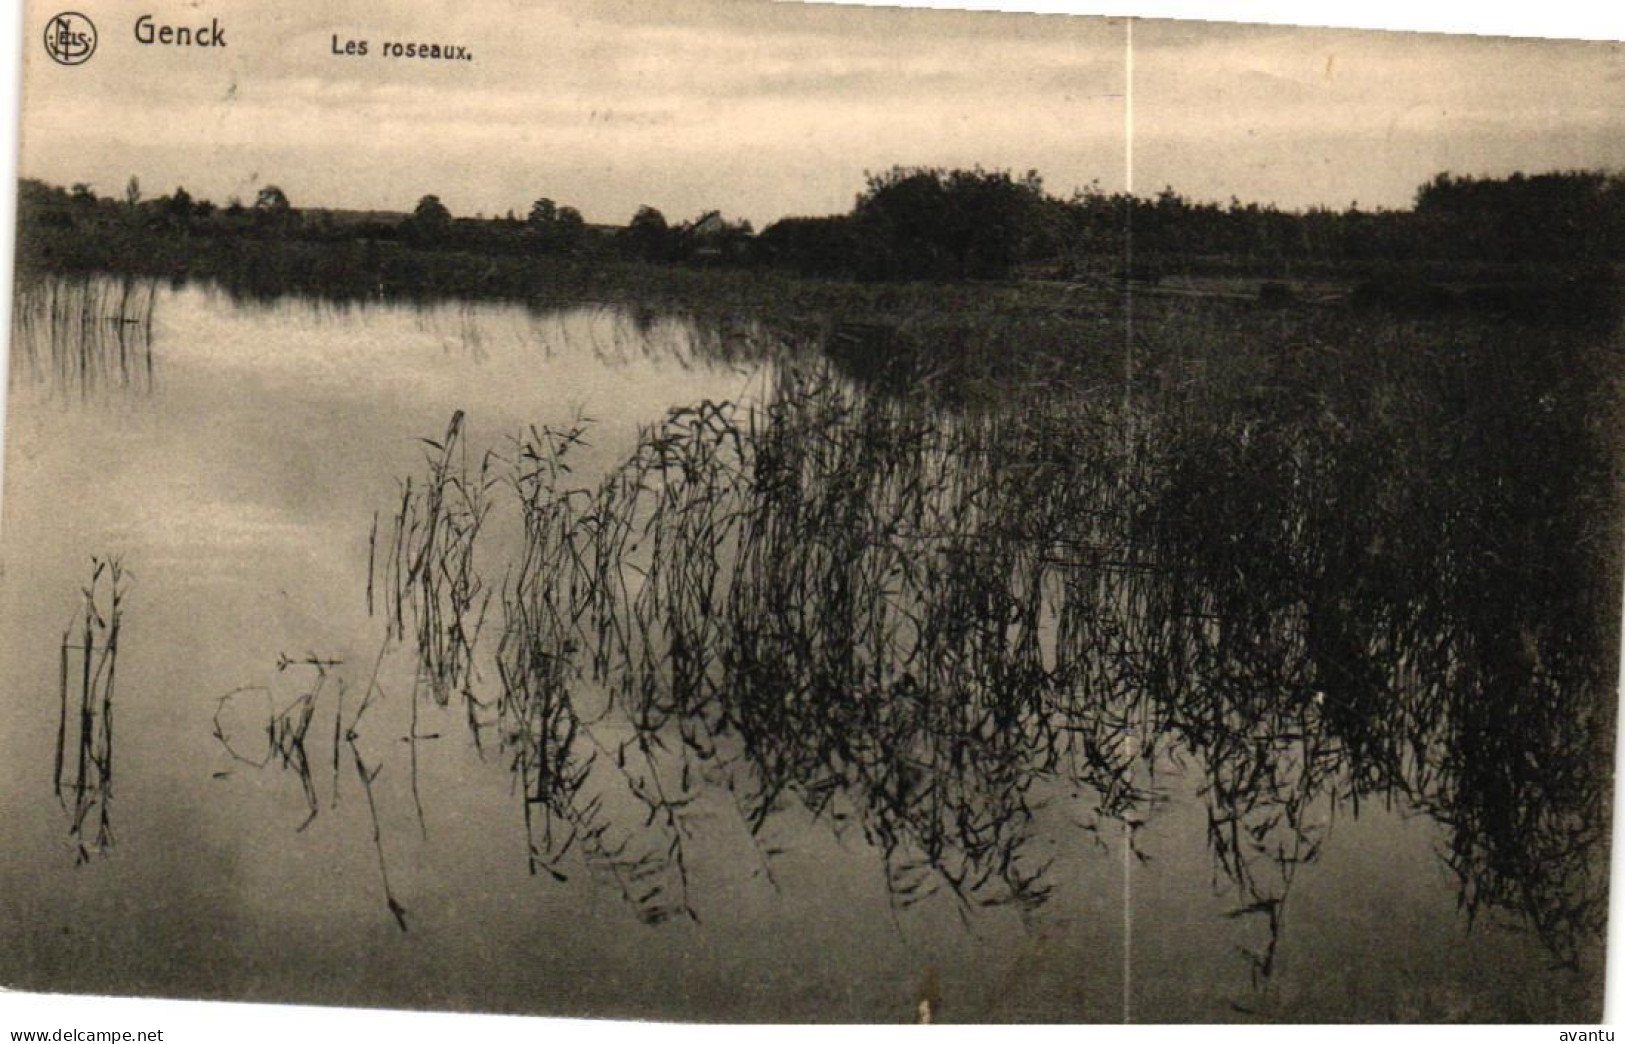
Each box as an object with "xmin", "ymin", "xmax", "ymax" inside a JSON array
[{"xmin": 0, "ymin": 3, "xmax": 1619, "ymax": 1041}]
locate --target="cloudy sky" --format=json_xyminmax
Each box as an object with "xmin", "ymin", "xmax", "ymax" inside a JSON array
[{"xmin": 15, "ymin": 0, "xmax": 1625, "ymax": 227}]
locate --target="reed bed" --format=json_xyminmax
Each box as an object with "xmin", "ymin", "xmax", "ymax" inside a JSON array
[{"xmin": 221, "ymin": 297, "xmax": 1615, "ymax": 981}]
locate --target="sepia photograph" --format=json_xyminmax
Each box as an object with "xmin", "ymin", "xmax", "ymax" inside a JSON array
[{"xmin": 0, "ymin": 0, "xmax": 1620, "ymax": 1026}]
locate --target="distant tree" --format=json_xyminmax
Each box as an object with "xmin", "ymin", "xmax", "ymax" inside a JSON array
[
  {"xmin": 629, "ymin": 205, "xmax": 666, "ymax": 233},
  {"xmin": 255, "ymin": 185, "xmax": 291, "ymax": 212},
  {"xmin": 18, "ymin": 178, "xmax": 63, "ymax": 206},
  {"xmin": 529, "ymin": 197, "xmax": 558, "ymax": 226},
  {"xmin": 626, "ymin": 205, "xmax": 671, "ymax": 261},
  {"xmin": 16, "ymin": 179, "xmax": 73, "ymax": 230},
  {"xmin": 407, "ymin": 194, "xmax": 454, "ymax": 245},
  {"xmin": 166, "ymin": 186, "xmax": 194, "ymax": 222},
  {"xmin": 852, "ymin": 166, "xmax": 1045, "ymax": 280},
  {"xmin": 253, "ymin": 185, "xmax": 296, "ymax": 234},
  {"xmin": 554, "ymin": 206, "xmax": 586, "ymax": 252},
  {"xmin": 124, "ymin": 176, "xmax": 142, "ymax": 208},
  {"xmin": 70, "ymin": 182, "xmax": 96, "ymax": 208},
  {"xmin": 525, "ymin": 197, "xmax": 590, "ymax": 254}
]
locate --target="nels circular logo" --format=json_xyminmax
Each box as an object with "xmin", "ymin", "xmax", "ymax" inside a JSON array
[{"xmin": 44, "ymin": 12, "xmax": 97, "ymax": 66}]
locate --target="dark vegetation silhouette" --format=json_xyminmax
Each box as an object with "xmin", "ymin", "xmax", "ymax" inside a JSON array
[
  {"xmin": 404, "ymin": 194, "xmax": 453, "ymax": 247},
  {"xmin": 17, "ymin": 167, "xmax": 1624, "ymax": 311},
  {"xmin": 752, "ymin": 167, "xmax": 1047, "ymax": 280}
]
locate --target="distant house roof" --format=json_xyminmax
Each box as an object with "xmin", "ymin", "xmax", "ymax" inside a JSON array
[{"xmin": 689, "ymin": 211, "xmax": 726, "ymax": 237}]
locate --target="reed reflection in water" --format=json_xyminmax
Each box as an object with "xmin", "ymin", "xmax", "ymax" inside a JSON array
[
  {"xmin": 11, "ymin": 276, "xmax": 157, "ymax": 399},
  {"xmin": 228, "ymin": 304, "xmax": 1616, "ymax": 1009}
]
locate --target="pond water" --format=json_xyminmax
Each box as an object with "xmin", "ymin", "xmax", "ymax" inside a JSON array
[{"xmin": 0, "ymin": 276, "xmax": 1611, "ymax": 1022}]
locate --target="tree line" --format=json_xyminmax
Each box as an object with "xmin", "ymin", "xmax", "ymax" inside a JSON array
[
  {"xmin": 758, "ymin": 166, "xmax": 1625, "ymax": 279},
  {"xmin": 19, "ymin": 166, "xmax": 1625, "ymax": 284}
]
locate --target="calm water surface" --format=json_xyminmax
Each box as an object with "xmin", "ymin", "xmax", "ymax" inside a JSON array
[{"xmin": 0, "ymin": 278, "xmax": 1608, "ymax": 1021}]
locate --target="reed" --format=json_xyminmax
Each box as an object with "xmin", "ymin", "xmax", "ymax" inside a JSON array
[
  {"xmin": 374, "ymin": 411, "xmax": 495, "ymax": 714},
  {"xmin": 214, "ymin": 655, "xmax": 342, "ymax": 832},
  {"xmin": 55, "ymin": 557, "xmax": 127, "ymax": 863},
  {"xmin": 215, "ymin": 650, "xmax": 410, "ymax": 930}
]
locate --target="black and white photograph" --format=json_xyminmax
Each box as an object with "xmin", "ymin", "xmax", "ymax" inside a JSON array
[{"xmin": 0, "ymin": 0, "xmax": 1620, "ymax": 1026}]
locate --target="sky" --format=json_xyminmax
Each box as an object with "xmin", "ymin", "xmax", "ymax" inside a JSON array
[{"xmin": 14, "ymin": 0, "xmax": 1625, "ymax": 228}]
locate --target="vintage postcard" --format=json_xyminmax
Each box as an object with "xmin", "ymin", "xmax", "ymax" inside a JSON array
[{"xmin": 1, "ymin": 0, "xmax": 1619, "ymax": 1026}]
